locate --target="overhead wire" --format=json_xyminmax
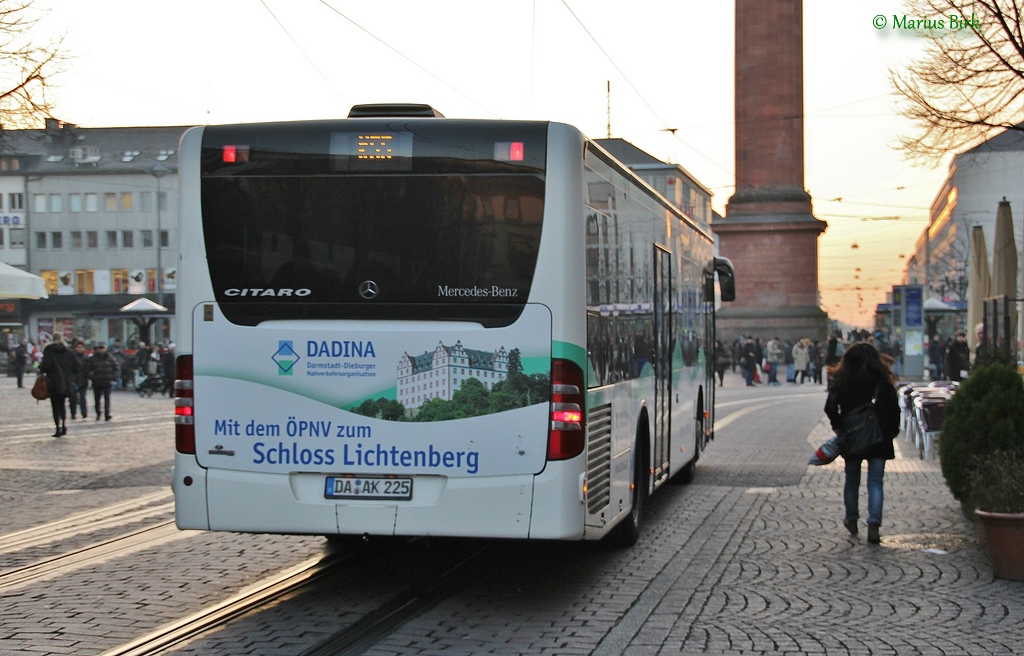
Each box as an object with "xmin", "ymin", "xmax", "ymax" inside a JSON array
[
  {"xmin": 260, "ymin": 0, "xmax": 346, "ymax": 104},
  {"xmin": 313, "ymin": 0, "xmax": 502, "ymax": 118},
  {"xmin": 558, "ymin": 0, "xmax": 735, "ymax": 179}
]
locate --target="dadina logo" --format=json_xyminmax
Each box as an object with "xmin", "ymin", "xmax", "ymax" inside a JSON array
[{"xmin": 271, "ymin": 340, "xmax": 300, "ymax": 376}]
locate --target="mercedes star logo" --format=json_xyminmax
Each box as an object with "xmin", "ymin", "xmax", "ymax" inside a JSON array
[{"xmin": 358, "ymin": 280, "xmax": 379, "ymax": 300}]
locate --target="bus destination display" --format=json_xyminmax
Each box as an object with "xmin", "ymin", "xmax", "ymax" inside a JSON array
[{"xmin": 330, "ymin": 131, "xmax": 413, "ymax": 171}]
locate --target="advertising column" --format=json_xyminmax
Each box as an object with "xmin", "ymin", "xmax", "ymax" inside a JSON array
[{"xmin": 898, "ymin": 284, "xmax": 925, "ymax": 378}]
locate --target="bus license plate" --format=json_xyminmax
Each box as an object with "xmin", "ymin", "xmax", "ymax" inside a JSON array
[{"xmin": 324, "ymin": 476, "xmax": 413, "ymax": 500}]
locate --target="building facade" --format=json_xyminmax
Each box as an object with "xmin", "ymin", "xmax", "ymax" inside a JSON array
[
  {"xmin": 594, "ymin": 138, "xmax": 713, "ymax": 229},
  {"xmin": 903, "ymin": 126, "xmax": 1024, "ymax": 312},
  {"xmin": 0, "ymin": 120, "xmax": 189, "ymax": 348}
]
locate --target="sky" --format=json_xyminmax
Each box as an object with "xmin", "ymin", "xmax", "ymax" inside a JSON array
[{"xmin": 33, "ymin": 0, "xmax": 955, "ymax": 328}]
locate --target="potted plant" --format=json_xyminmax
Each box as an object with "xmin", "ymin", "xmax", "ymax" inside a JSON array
[
  {"xmin": 968, "ymin": 451, "xmax": 1024, "ymax": 580},
  {"xmin": 938, "ymin": 360, "xmax": 1024, "ymax": 504},
  {"xmin": 937, "ymin": 359, "xmax": 1024, "ymax": 579}
]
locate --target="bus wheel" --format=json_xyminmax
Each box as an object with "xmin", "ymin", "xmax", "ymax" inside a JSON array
[
  {"xmin": 672, "ymin": 458, "xmax": 696, "ymax": 485},
  {"xmin": 607, "ymin": 439, "xmax": 647, "ymax": 547}
]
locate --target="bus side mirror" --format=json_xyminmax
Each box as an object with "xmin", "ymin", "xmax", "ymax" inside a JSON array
[{"xmin": 705, "ymin": 257, "xmax": 736, "ymax": 302}]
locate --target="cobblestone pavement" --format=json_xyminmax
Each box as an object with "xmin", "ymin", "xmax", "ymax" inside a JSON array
[
  {"xmin": 357, "ymin": 374, "xmax": 1024, "ymax": 656},
  {"xmin": 2, "ymin": 371, "xmax": 1022, "ymax": 655}
]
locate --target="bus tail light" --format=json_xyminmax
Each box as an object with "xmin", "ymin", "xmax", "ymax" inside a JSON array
[
  {"xmin": 548, "ymin": 359, "xmax": 585, "ymax": 460},
  {"xmin": 222, "ymin": 145, "xmax": 249, "ymax": 163},
  {"xmin": 174, "ymin": 354, "xmax": 195, "ymax": 454}
]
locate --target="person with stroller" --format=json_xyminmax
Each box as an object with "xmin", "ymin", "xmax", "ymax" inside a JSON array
[{"xmin": 86, "ymin": 342, "xmax": 118, "ymax": 421}]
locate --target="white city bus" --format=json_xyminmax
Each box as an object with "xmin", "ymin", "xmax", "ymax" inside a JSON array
[{"xmin": 172, "ymin": 104, "xmax": 735, "ymax": 545}]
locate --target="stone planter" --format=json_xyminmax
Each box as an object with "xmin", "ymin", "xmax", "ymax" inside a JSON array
[{"xmin": 975, "ymin": 509, "xmax": 1024, "ymax": 581}]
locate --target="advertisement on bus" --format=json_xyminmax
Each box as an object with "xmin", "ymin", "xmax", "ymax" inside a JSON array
[{"xmin": 192, "ymin": 303, "xmax": 553, "ymax": 479}]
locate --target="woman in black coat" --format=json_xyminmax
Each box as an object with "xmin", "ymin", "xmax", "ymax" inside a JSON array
[
  {"xmin": 824, "ymin": 342, "xmax": 900, "ymax": 544},
  {"xmin": 39, "ymin": 336, "xmax": 81, "ymax": 437}
]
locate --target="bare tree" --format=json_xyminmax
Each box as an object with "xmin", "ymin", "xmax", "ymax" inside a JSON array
[
  {"xmin": 0, "ymin": 0, "xmax": 65, "ymax": 128},
  {"xmin": 892, "ymin": 0, "xmax": 1024, "ymax": 161}
]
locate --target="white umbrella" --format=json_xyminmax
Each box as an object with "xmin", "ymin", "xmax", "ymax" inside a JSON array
[
  {"xmin": 991, "ymin": 198, "xmax": 1018, "ymax": 349},
  {"xmin": 967, "ymin": 224, "xmax": 991, "ymax": 353},
  {"xmin": 119, "ymin": 297, "xmax": 168, "ymax": 314},
  {"xmin": 120, "ymin": 297, "xmax": 168, "ymax": 344},
  {"xmin": 0, "ymin": 261, "xmax": 48, "ymax": 299}
]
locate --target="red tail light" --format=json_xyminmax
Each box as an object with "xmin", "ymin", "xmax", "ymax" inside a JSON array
[
  {"xmin": 548, "ymin": 359, "xmax": 585, "ymax": 460},
  {"xmin": 174, "ymin": 354, "xmax": 195, "ymax": 454}
]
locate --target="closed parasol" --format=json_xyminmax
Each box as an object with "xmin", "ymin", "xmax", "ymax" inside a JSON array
[
  {"xmin": 991, "ymin": 198, "xmax": 1018, "ymax": 349},
  {"xmin": 967, "ymin": 224, "xmax": 991, "ymax": 353}
]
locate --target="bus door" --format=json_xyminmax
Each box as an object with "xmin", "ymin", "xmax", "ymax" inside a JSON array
[
  {"xmin": 700, "ymin": 257, "xmax": 735, "ymax": 448},
  {"xmin": 652, "ymin": 245, "xmax": 672, "ymax": 483},
  {"xmin": 702, "ymin": 267, "xmax": 716, "ymax": 449}
]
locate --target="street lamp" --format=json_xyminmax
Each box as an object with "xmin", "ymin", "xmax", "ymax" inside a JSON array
[{"xmin": 150, "ymin": 163, "xmax": 170, "ymax": 308}]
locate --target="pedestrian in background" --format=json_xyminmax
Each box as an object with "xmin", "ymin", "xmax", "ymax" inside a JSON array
[
  {"xmin": 70, "ymin": 339, "xmax": 89, "ymax": 420},
  {"xmin": 972, "ymin": 322, "xmax": 986, "ymax": 364},
  {"xmin": 160, "ymin": 342, "xmax": 176, "ymax": 396},
  {"xmin": 109, "ymin": 338, "xmax": 127, "ymax": 390},
  {"xmin": 738, "ymin": 337, "xmax": 757, "ymax": 387},
  {"xmin": 825, "ymin": 342, "xmax": 900, "ymax": 544},
  {"xmin": 784, "ymin": 338, "xmax": 795, "ymax": 382},
  {"xmin": 12, "ymin": 338, "xmax": 28, "ymax": 388},
  {"xmin": 752, "ymin": 338, "xmax": 764, "ymax": 384},
  {"xmin": 811, "ymin": 340, "xmax": 824, "ymax": 384},
  {"xmin": 86, "ymin": 342, "xmax": 118, "ymax": 421},
  {"xmin": 765, "ymin": 336, "xmax": 783, "ymax": 386},
  {"xmin": 714, "ymin": 340, "xmax": 730, "ymax": 386},
  {"xmin": 39, "ymin": 335, "xmax": 80, "ymax": 437},
  {"xmin": 927, "ymin": 335, "xmax": 945, "ymax": 380},
  {"xmin": 945, "ymin": 331, "xmax": 970, "ymax": 382},
  {"xmin": 792, "ymin": 338, "xmax": 811, "ymax": 384}
]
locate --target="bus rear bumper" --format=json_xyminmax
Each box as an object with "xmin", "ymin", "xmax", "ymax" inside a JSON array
[
  {"xmin": 173, "ymin": 457, "xmax": 590, "ymax": 540},
  {"xmin": 172, "ymin": 453, "xmax": 210, "ymax": 530},
  {"xmin": 191, "ymin": 468, "xmax": 551, "ymax": 539}
]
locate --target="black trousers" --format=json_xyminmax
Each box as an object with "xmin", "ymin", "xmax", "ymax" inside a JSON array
[
  {"xmin": 49, "ymin": 393, "xmax": 69, "ymax": 427},
  {"xmin": 93, "ymin": 385, "xmax": 112, "ymax": 419}
]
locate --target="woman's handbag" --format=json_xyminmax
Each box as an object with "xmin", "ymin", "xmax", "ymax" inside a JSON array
[
  {"xmin": 838, "ymin": 383, "xmax": 884, "ymax": 458},
  {"xmin": 31, "ymin": 374, "xmax": 49, "ymax": 401}
]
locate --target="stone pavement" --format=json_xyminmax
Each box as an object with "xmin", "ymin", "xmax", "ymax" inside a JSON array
[
  {"xmin": 362, "ymin": 371, "xmax": 1024, "ymax": 656},
  {"xmin": 595, "ymin": 372, "xmax": 1024, "ymax": 656}
]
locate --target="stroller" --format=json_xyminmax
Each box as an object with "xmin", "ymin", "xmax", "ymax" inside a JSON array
[
  {"xmin": 134, "ymin": 352, "xmax": 164, "ymax": 397},
  {"xmin": 135, "ymin": 369, "xmax": 163, "ymax": 397}
]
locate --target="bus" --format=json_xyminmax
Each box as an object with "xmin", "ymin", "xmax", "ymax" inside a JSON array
[{"xmin": 172, "ymin": 104, "xmax": 735, "ymax": 546}]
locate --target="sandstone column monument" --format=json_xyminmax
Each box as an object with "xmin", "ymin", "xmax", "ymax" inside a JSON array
[{"xmin": 713, "ymin": 0, "xmax": 828, "ymax": 342}]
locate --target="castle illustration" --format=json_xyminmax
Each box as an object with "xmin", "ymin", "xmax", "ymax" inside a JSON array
[{"xmin": 397, "ymin": 341, "xmax": 509, "ymax": 411}]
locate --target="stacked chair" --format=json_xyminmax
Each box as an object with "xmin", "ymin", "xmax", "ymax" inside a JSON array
[{"xmin": 897, "ymin": 381, "xmax": 958, "ymax": 460}]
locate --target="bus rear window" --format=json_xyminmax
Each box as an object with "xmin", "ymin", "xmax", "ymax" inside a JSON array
[
  {"xmin": 202, "ymin": 173, "xmax": 546, "ymax": 324},
  {"xmin": 200, "ymin": 121, "xmax": 547, "ymax": 325}
]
